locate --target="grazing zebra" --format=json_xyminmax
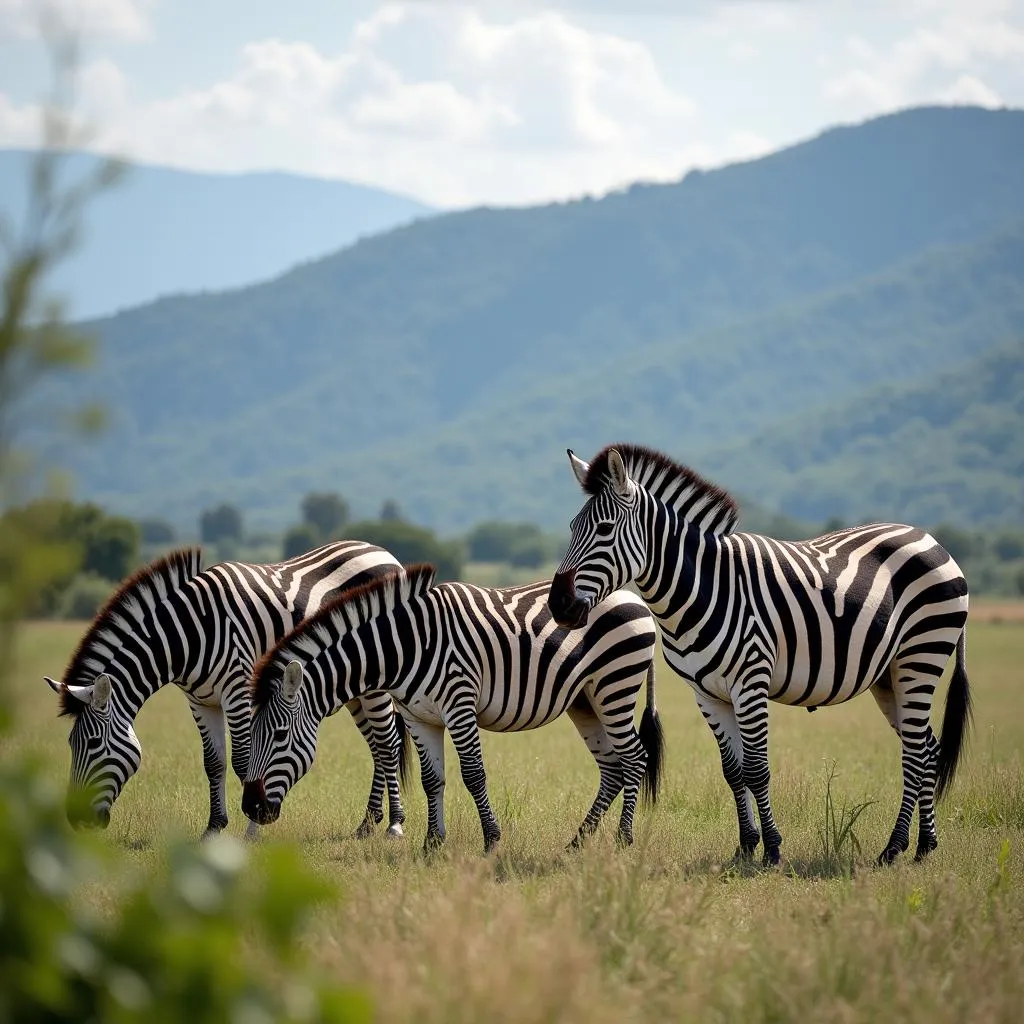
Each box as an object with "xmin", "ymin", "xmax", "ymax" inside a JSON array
[
  {"xmin": 547, "ymin": 444, "xmax": 971, "ymax": 866},
  {"xmin": 242, "ymin": 564, "xmax": 663, "ymax": 852},
  {"xmin": 45, "ymin": 541, "xmax": 410, "ymax": 839}
]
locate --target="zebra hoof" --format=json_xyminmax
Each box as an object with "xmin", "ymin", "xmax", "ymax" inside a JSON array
[
  {"xmin": 877, "ymin": 845, "xmax": 904, "ymax": 866},
  {"xmin": 615, "ymin": 829, "xmax": 634, "ymax": 848},
  {"xmin": 243, "ymin": 820, "xmax": 260, "ymax": 842},
  {"xmin": 914, "ymin": 836, "xmax": 937, "ymax": 861},
  {"xmin": 353, "ymin": 819, "xmax": 376, "ymax": 840},
  {"xmin": 762, "ymin": 845, "xmax": 781, "ymax": 868},
  {"xmin": 385, "ymin": 822, "xmax": 405, "ymax": 838},
  {"xmin": 423, "ymin": 832, "xmax": 446, "ymax": 856}
]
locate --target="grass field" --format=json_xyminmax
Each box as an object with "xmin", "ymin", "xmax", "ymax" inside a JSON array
[{"xmin": 4, "ymin": 614, "xmax": 1024, "ymax": 1023}]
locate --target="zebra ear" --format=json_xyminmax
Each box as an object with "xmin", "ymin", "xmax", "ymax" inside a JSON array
[
  {"xmin": 608, "ymin": 449, "xmax": 632, "ymax": 497},
  {"xmin": 44, "ymin": 676, "xmax": 63, "ymax": 695},
  {"xmin": 282, "ymin": 660, "xmax": 304, "ymax": 702},
  {"xmin": 91, "ymin": 674, "xmax": 112, "ymax": 711},
  {"xmin": 567, "ymin": 449, "xmax": 590, "ymax": 488}
]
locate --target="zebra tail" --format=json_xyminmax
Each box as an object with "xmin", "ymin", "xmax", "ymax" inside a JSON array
[
  {"xmin": 639, "ymin": 662, "xmax": 665, "ymax": 806},
  {"xmin": 395, "ymin": 711, "xmax": 413, "ymax": 789},
  {"xmin": 936, "ymin": 628, "xmax": 972, "ymax": 801}
]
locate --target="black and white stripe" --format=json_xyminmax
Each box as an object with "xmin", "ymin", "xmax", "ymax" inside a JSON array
[
  {"xmin": 243, "ymin": 564, "xmax": 663, "ymax": 852},
  {"xmin": 548, "ymin": 444, "xmax": 971, "ymax": 866},
  {"xmin": 46, "ymin": 541, "xmax": 409, "ymax": 838}
]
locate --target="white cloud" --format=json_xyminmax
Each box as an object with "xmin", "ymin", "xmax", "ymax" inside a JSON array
[
  {"xmin": 0, "ymin": 4, "xmax": 706, "ymax": 206},
  {"xmin": 938, "ymin": 73, "xmax": 1004, "ymax": 107},
  {"xmin": 0, "ymin": 0, "xmax": 149, "ymax": 40},
  {"xmin": 824, "ymin": 3, "xmax": 1024, "ymax": 118}
]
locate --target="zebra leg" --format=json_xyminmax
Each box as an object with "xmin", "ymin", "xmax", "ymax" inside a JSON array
[
  {"xmin": 405, "ymin": 718, "xmax": 448, "ymax": 852},
  {"xmin": 565, "ymin": 696, "xmax": 623, "ymax": 848},
  {"xmin": 344, "ymin": 700, "xmax": 391, "ymax": 835},
  {"xmin": 188, "ymin": 699, "xmax": 229, "ymax": 839},
  {"xmin": 733, "ymin": 678, "xmax": 783, "ymax": 866},
  {"xmin": 222, "ymin": 688, "xmax": 260, "ymax": 841},
  {"xmin": 694, "ymin": 691, "xmax": 761, "ymax": 859},
  {"xmin": 445, "ymin": 703, "xmax": 502, "ymax": 854},
  {"xmin": 363, "ymin": 693, "xmax": 407, "ymax": 837},
  {"xmin": 586, "ymin": 682, "xmax": 648, "ymax": 847},
  {"xmin": 878, "ymin": 661, "xmax": 938, "ymax": 865},
  {"xmin": 915, "ymin": 727, "xmax": 940, "ymax": 861}
]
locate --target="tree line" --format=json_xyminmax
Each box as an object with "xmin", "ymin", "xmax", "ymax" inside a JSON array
[{"xmin": 7, "ymin": 493, "xmax": 1024, "ymax": 623}]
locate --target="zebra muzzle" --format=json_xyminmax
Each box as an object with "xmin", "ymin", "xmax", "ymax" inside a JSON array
[
  {"xmin": 548, "ymin": 571, "xmax": 592, "ymax": 629},
  {"xmin": 242, "ymin": 778, "xmax": 279, "ymax": 825}
]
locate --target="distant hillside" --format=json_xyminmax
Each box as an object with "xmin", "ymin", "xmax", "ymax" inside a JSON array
[
  {"xmin": 701, "ymin": 341, "xmax": 1024, "ymax": 528},
  {"xmin": 0, "ymin": 150, "xmax": 435, "ymax": 319},
  {"xmin": 40, "ymin": 106, "xmax": 1024, "ymax": 531}
]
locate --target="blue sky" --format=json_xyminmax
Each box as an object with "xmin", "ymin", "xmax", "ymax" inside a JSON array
[{"xmin": 2, "ymin": 1, "xmax": 1023, "ymax": 207}]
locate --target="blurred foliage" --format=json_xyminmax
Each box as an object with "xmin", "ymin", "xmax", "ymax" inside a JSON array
[
  {"xmin": 346, "ymin": 517, "xmax": 464, "ymax": 581},
  {"xmin": 466, "ymin": 521, "xmax": 564, "ymax": 569},
  {"xmin": 138, "ymin": 517, "xmax": 175, "ymax": 544},
  {"xmin": 0, "ymin": 763, "xmax": 370, "ymax": 1023},
  {"xmin": 199, "ymin": 502, "xmax": 243, "ymax": 544},
  {"xmin": 1, "ymin": 499, "xmax": 138, "ymax": 616},
  {"xmin": 282, "ymin": 522, "xmax": 322, "ymax": 560},
  {"xmin": 0, "ymin": 34, "xmax": 369, "ymax": 1024},
  {"xmin": 301, "ymin": 492, "xmax": 349, "ymax": 541}
]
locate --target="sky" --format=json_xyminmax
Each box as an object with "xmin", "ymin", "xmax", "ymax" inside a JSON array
[{"xmin": 1, "ymin": 0, "xmax": 1023, "ymax": 208}]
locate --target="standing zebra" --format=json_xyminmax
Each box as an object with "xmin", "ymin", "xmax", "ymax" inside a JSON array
[
  {"xmin": 45, "ymin": 541, "xmax": 410, "ymax": 839},
  {"xmin": 547, "ymin": 444, "xmax": 971, "ymax": 866},
  {"xmin": 243, "ymin": 564, "xmax": 663, "ymax": 852}
]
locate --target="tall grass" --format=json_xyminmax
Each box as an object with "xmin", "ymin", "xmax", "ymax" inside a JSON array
[{"xmin": 8, "ymin": 619, "xmax": 1024, "ymax": 1023}]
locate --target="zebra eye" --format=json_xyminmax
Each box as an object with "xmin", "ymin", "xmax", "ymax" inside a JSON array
[{"xmin": 595, "ymin": 521, "xmax": 615, "ymax": 537}]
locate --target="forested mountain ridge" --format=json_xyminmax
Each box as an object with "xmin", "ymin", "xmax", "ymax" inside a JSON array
[
  {"xmin": 45, "ymin": 105, "xmax": 1024, "ymax": 531},
  {"xmin": 0, "ymin": 150, "xmax": 435, "ymax": 319}
]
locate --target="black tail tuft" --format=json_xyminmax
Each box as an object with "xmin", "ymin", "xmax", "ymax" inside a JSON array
[
  {"xmin": 639, "ymin": 705, "xmax": 665, "ymax": 806},
  {"xmin": 395, "ymin": 711, "xmax": 413, "ymax": 789},
  {"xmin": 936, "ymin": 628, "xmax": 972, "ymax": 800}
]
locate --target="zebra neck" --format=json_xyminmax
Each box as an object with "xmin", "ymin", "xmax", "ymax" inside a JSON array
[
  {"xmin": 321, "ymin": 612, "xmax": 434, "ymax": 711},
  {"xmin": 637, "ymin": 517, "xmax": 729, "ymax": 639}
]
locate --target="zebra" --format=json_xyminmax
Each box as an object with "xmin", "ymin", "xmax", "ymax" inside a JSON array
[
  {"xmin": 44, "ymin": 541, "xmax": 411, "ymax": 839},
  {"xmin": 547, "ymin": 444, "xmax": 971, "ymax": 867},
  {"xmin": 242, "ymin": 564, "xmax": 664, "ymax": 853}
]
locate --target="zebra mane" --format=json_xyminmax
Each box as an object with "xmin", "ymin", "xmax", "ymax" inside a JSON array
[
  {"xmin": 59, "ymin": 547, "xmax": 204, "ymax": 717},
  {"xmin": 583, "ymin": 443, "xmax": 739, "ymax": 536},
  {"xmin": 251, "ymin": 563, "xmax": 437, "ymax": 708}
]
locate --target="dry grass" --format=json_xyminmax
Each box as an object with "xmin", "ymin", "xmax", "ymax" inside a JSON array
[{"xmin": 6, "ymin": 613, "xmax": 1024, "ymax": 1023}]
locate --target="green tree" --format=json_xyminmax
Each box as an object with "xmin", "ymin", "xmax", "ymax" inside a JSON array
[
  {"xmin": 932, "ymin": 523, "xmax": 977, "ymax": 563},
  {"xmin": 0, "ymin": 33, "xmax": 369, "ymax": 1024},
  {"xmin": 379, "ymin": 498, "xmax": 403, "ymax": 522},
  {"xmin": 993, "ymin": 531, "xmax": 1024, "ymax": 562},
  {"xmin": 199, "ymin": 502, "xmax": 243, "ymax": 543},
  {"xmin": 139, "ymin": 517, "xmax": 175, "ymax": 544},
  {"xmin": 348, "ymin": 518, "xmax": 464, "ymax": 581},
  {"xmin": 301, "ymin": 491, "xmax": 349, "ymax": 540},
  {"xmin": 282, "ymin": 522, "xmax": 321, "ymax": 559}
]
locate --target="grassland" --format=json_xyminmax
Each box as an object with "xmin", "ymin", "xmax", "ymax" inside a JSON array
[{"xmin": 5, "ymin": 615, "xmax": 1024, "ymax": 1023}]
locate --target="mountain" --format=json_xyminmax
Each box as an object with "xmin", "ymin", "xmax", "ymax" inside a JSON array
[
  {"xmin": 38, "ymin": 106, "xmax": 1024, "ymax": 532},
  {"xmin": 700, "ymin": 341, "xmax": 1024, "ymax": 528},
  {"xmin": 0, "ymin": 150, "xmax": 436, "ymax": 319}
]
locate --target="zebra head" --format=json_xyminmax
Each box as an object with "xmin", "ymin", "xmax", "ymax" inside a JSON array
[
  {"xmin": 243, "ymin": 660, "xmax": 320, "ymax": 825},
  {"xmin": 549, "ymin": 447, "xmax": 647, "ymax": 628},
  {"xmin": 45, "ymin": 673, "xmax": 142, "ymax": 829}
]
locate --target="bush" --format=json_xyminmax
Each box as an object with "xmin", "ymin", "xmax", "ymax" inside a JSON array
[
  {"xmin": 199, "ymin": 504, "xmax": 243, "ymax": 544},
  {"xmin": 993, "ymin": 531, "xmax": 1024, "ymax": 562},
  {"xmin": 347, "ymin": 519, "xmax": 464, "ymax": 581},
  {"xmin": 283, "ymin": 523, "xmax": 322, "ymax": 560},
  {"xmin": 139, "ymin": 518, "xmax": 175, "ymax": 544},
  {"xmin": 301, "ymin": 493, "xmax": 349, "ymax": 540},
  {"xmin": 57, "ymin": 572, "xmax": 113, "ymax": 620}
]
